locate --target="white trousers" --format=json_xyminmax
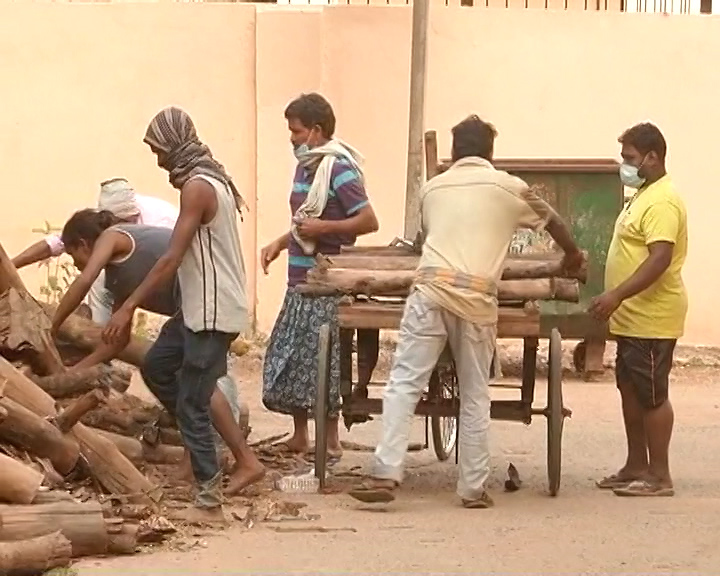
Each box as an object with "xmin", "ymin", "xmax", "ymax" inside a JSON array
[
  {"xmin": 88, "ymin": 271, "xmax": 242, "ymax": 451},
  {"xmin": 374, "ymin": 289, "xmax": 496, "ymax": 500}
]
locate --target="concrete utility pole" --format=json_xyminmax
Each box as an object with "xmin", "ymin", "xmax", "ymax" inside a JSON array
[{"xmin": 402, "ymin": 0, "xmax": 431, "ymax": 240}]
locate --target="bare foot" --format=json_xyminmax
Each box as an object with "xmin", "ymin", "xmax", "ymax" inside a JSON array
[
  {"xmin": 225, "ymin": 464, "xmax": 267, "ymax": 496},
  {"xmin": 176, "ymin": 454, "xmax": 194, "ymax": 483},
  {"xmin": 171, "ymin": 505, "xmax": 228, "ymax": 526}
]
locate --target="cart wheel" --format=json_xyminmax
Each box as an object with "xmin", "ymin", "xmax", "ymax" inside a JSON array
[
  {"xmin": 547, "ymin": 328, "xmax": 564, "ymax": 497},
  {"xmin": 430, "ymin": 363, "xmax": 458, "ymax": 462},
  {"xmin": 314, "ymin": 324, "xmax": 331, "ymax": 490},
  {"xmin": 572, "ymin": 340, "xmax": 586, "ymax": 375}
]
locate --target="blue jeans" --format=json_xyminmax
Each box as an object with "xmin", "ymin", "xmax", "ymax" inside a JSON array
[{"xmin": 140, "ymin": 313, "xmax": 237, "ymax": 508}]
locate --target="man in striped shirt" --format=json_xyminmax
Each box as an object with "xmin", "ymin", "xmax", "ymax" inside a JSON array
[{"xmin": 261, "ymin": 93, "xmax": 379, "ymax": 459}]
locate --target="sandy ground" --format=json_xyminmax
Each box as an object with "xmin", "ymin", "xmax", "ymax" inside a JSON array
[{"xmin": 77, "ymin": 346, "xmax": 720, "ymax": 576}]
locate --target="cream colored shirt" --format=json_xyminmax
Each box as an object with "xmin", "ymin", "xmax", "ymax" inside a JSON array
[{"xmin": 416, "ymin": 156, "xmax": 553, "ymax": 324}]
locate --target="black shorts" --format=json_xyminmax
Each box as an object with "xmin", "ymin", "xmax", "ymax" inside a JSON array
[{"xmin": 615, "ymin": 336, "xmax": 676, "ymax": 409}]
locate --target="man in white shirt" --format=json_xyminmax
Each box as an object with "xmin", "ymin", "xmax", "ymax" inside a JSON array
[
  {"xmin": 350, "ymin": 115, "xmax": 585, "ymax": 508},
  {"xmin": 13, "ymin": 178, "xmax": 178, "ymax": 324}
]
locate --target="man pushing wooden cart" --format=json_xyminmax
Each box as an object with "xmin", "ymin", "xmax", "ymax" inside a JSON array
[{"xmin": 302, "ymin": 115, "xmax": 588, "ymax": 507}]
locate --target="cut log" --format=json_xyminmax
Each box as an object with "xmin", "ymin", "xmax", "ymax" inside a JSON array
[
  {"xmin": 0, "ymin": 242, "xmax": 65, "ymax": 376},
  {"xmin": 77, "ymin": 394, "xmax": 161, "ymax": 437},
  {"xmin": 340, "ymin": 245, "xmax": 415, "ymax": 255},
  {"xmin": 42, "ymin": 304, "xmax": 152, "ymax": 368},
  {"xmin": 319, "ymin": 253, "xmax": 587, "ymax": 282},
  {"xmin": 0, "ymin": 501, "xmax": 109, "ymax": 557},
  {"xmin": 71, "ymin": 425, "xmax": 162, "ymax": 504},
  {"xmin": 338, "ymin": 300, "xmax": 540, "ymax": 336},
  {"xmin": 108, "ymin": 366, "xmax": 132, "ymax": 393},
  {"xmin": 94, "ymin": 428, "xmax": 183, "ymax": 466},
  {"xmin": 159, "ymin": 427, "xmax": 183, "ymax": 446},
  {"xmin": 0, "ymin": 531, "xmax": 72, "ymax": 575},
  {"xmin": 304, "ymin": 268, "xmax": 580, "ymax": 302},
  {"xmin": 54, "ymin": 389, "xmax": 109, "ymax": 433},
  {"xmin": 0, "ymin": 452, "xmax": 44, "ymax": 505},
  {"xmin": 30, "ymin": 364, "xmax": 115, "ymax": 398},
  {"xmin": 32, "ymin": 490, "xmax": 77, "ymax": 504},
  {"xmin": 0, "ymin": 397, "xmax": 80, "ymax": 475},
  {"xmin": 107, "ymin": 523, "xmax": 138, "ymax": 555},
  {"xmin": 0, "ymin": 357, "xmax": 161, "ymax": 505}
]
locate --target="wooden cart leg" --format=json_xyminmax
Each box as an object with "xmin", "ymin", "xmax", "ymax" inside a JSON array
[
  {"xmin": 521, "ymin": 337, "xmax": 539, "ymax": 423},
  {"xmin": 314, "ymin": 324, "xmax": 332, "ymax": 490},
  {"xmin": 339, "ymin": 329, "xmax": 354, "ymax": 431}
]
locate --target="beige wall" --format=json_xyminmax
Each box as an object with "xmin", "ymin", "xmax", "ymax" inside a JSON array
[{"xmin": 3, "ymin": 3, "xmax": 719, "ymax": 344}]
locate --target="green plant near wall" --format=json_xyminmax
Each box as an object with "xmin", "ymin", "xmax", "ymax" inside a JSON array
[{"xmin": 32, "ymin": 221, "xmax": 78, "ymax": 305}]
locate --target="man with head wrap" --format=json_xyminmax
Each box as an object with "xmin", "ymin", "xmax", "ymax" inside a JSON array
[{"xmin": 102, "ymin": 107, "xmax": 263, "ymax": 523}]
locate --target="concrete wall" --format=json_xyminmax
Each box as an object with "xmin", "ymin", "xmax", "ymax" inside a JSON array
[{"xmin": 3, "ymin": 3, "xmax": 719, "ymax": 344}]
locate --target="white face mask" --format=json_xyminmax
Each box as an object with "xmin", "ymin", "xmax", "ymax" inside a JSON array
[
  {"xmin": 619, "ymin": 163, "xmax": 646, "ymax": 189},
  {"xmin": 293, "ymin": 143, "xmax": 310, "ymax": 160}
]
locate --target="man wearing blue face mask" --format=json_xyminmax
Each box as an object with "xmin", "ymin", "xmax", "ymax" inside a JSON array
[
  {"xmin": 591, "ymin": 122, "xmax": 687, "ymax": 497},
  {"xmin": 260, "ymin": 93, "xmax": 379, "ymax": 458}
]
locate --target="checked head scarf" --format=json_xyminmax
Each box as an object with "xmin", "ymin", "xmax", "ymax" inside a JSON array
[{"xmin": 144, "ymin": 107, "xmax": 246, "ymax": 214}]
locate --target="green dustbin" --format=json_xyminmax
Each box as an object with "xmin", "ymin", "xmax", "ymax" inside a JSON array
[{"xmin": 495, "ymin": 158, "xmax": 624, "ymax": 376}]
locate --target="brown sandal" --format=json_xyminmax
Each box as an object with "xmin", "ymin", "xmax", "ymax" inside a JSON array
[{"xmin": 348, "ymin": 479, "xmax": 398, "ymax": 503}]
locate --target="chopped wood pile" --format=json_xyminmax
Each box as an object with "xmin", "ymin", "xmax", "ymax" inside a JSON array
[
  {"xmin": 298, "ymin": 243, "xmax": 587, "ymax": 303},
  {"xmin": 0, "ymin": 242, "xmax": 202, "ymax": 573}
]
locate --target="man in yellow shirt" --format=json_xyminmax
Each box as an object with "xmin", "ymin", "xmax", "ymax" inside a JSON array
[
  {"xmin": 591, "ymin": 122, "xmax": 687, "ymax": 497},
  {"xmin": 350, "ymin": 115, "xmax": 585, "ymax": 508}
]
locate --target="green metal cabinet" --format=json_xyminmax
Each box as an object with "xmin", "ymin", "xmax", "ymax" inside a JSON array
[{"xmin": 494, "ymin": 159, "xmax": 624, "ymax": 340}]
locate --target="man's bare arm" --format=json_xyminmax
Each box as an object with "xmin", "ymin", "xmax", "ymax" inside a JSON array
[
  {"xmin": 71, "ymin": 302, "xmax": 130, "ymax": 370},
  {"xmin": 12, "ymin": 240, "xmax": 53, "ymax": 269},
  {"xmin": 544, "ymin": 213, "xmax": 581, "ymax": 258},
  {"xmin": 611, "ymin": 241, "xmax": 673, "ymax": 301},
  {"xmin": 51, "ymin": 231, "xmax": 123, "ymax": 335},
  {"xmin": 315, "ymin": 205, "xmax": 379, "ymax": 237},
  {"xmin": 273, "ymin": 232, "xmax": 291, "ymax": 251}
]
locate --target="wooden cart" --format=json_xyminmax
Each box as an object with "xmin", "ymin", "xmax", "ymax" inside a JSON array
[{"xmin": 308, "ymin": 243, "xmax": 576, "ymax": 497}]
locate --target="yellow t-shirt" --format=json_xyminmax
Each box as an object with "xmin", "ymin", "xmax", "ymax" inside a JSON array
[{"xmin": 604, "ymin": 175, "xmax": 688, "ymax": 339}]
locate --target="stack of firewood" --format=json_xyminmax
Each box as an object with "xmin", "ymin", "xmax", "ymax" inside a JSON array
[
  {"xmin": 0, "ymin": 244, "xmax": 187, "ymax": 574},
  {"xmin": 298, "ymin": 244, "xmax": 587, "ymax": 302}
]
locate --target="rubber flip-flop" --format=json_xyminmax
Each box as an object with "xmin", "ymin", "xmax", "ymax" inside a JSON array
[
  {"xmin": 613, "ymin": 480, "xmax": 675, "ymax": 497},
  {"xmin": 595, "ymin": 474, "xmax": 636, "ymax": 490}
]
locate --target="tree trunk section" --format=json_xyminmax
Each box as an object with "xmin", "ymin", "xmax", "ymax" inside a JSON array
[
  {"xmin": 0, "ymin": 243, "xmax": 65, "ymax": 376},
  {"xmin": 54, "ymin": 389, "xmax": 108, "ymax": 433},
  {"xmin": 0, "ymin": 397, "xmax": 80, "ymax": 476},
  {"xmin": 0, "ymin": 501, "xmax": 109, "ymax": 557},
  {"xmin": 0, "ymin": 531, "xmax": 72, "ymax": 575},
  {"xmin": 0, "ymin": 357, "xmax": 161, "ymax": 505},
  {"xmin": 41, "ymin": 304, "xmax": 152, "ymax": 368},
  {"xmin": 0, "ymin": 453, "xmax": 44, "ymax": 505},
  {"xmin": 30, "ymin": 365, "xmax": 124, "ymax": 398},
  {"xmin": 94, "ymin": 429, "xmax": 183, "ymax": 466},
  {"xmin": 319, "ymin": 253, "xmax": 587, "ymax": 282},
  {"xmin": 304, "ymin": 268, "xmax": 580, "ymax": 302},
  {"xmin": 106, "ymin": 522, "xmax": 139, "ymax": 555}
]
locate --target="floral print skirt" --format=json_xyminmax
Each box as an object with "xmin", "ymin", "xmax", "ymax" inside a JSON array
[{"xmin": 262, "ymin": 290, "xmax": 341, "ymax": 418}]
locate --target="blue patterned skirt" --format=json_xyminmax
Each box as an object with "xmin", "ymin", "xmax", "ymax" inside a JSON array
[{"xmin": 262, "ymin": 290, "xmax": 341, "ymax": 417}]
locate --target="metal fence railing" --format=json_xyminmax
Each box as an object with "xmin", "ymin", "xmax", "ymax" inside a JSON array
[{"xmin": 274, "ymin": 0, "xmax": 713, "ymax": 12}]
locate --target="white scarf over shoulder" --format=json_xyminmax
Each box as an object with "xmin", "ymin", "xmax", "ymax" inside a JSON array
[{"xmin": 291, "ymin": 139, "xmax": 365, "ymax": 255}]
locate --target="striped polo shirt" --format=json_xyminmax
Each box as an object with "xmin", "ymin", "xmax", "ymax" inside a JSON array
[{"xmin": 287, "ymin": 158, "xmax": 369, "ymax": 287}]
